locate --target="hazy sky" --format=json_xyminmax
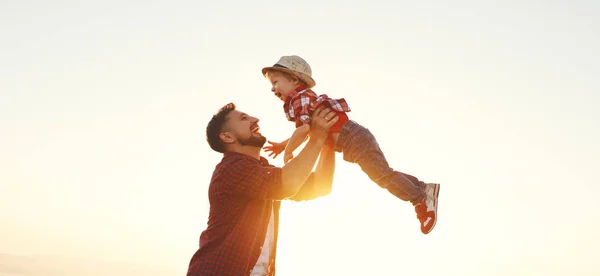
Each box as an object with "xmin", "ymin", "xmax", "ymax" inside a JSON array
[{"xmin": 1, "ymin": 1, "xmax": 599, "ymax": 275}]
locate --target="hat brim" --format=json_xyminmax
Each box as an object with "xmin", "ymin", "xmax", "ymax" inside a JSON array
[{"xmin": 262, "ymin": 66, "xmax": 316, "ymax": 88}]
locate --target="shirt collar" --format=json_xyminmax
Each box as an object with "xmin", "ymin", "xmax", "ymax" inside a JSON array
[
  {"xmin": 284, "ymin": 85, "xmax": 308, "ymax": 104},
  {"xmin": 223, "ymin": 151, "xmax": 269, "ymax": 166}
]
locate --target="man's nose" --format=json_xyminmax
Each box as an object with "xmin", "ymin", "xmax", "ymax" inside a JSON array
[
  {"xmin": 251, "ymin": 116, "xmax": 259, "ymax": 123},
  {"xmin": 271, "ymin": 86, "xmax": 276, "ymax": 92}
]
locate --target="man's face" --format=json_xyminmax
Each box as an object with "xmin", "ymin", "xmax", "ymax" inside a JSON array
[
  {"xmin": 267, "ymin": 71, "xmax": 298, "ymax": 101},
  {"xmin": 221, "ymin": 110, "xmax": 266, "ymax": 148}
]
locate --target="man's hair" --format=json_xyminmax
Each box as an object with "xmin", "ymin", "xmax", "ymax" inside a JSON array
[{"xmin": 206, "ymin": 103, "xmax": 236, "ymax": 153}]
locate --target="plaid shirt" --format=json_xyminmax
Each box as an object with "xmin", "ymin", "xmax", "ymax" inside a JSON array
[
  {"xmin": 187, "ymin": 152, "xmax": 329, "ymax": 276},
  {"xmin": 283, "ymin": 86, "xmax": 351, "ymax": 128}
]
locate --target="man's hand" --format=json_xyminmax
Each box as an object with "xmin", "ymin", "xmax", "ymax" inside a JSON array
[{"xmin": 310, "ymin": 106, "xmax": 339, "ymax": 141}]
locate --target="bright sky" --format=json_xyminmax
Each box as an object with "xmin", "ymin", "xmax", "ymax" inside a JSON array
[{"xmin": 1, "ymin": 1, "xmax": 599, "ymax": 275}]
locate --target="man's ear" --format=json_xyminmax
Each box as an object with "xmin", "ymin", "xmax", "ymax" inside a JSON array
[{"xmin": 219, "ymin": 131, "xmax": 235, "ymax": 145}]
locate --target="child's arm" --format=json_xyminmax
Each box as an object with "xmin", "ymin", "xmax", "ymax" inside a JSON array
[
  {"xmin": 263, "ymin": 138, "xmax": 290, "ymax": 158},
  {"xmin": 283, "ymin": 124, "xmax": 310, "ymax": 164}
]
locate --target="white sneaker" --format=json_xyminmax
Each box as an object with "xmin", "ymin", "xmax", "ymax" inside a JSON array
[{"xmin": 414, "ymin": 183, "xmax": 440, "ymax": 234}]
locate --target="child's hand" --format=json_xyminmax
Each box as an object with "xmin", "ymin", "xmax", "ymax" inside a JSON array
[
  {"xmin": 263, "ymin": 140, "xmax": 286, "ymax": 158},
  {"xmin": 283, "ymin": 151, "xmax": 293, "ymax": 164}
]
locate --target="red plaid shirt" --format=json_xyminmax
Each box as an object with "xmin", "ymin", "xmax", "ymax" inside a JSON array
[
  {"xmin": 186, "ymin": 152, "xmax": 329, "ymax": 276},
  {"xmin": 283, "ymin": 86, "xmax": 351, "ymax": 131}
]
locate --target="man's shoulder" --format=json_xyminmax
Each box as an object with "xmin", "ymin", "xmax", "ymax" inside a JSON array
[
  {"xmin": 217, "ymin": 152, "xmax": 254, "ymax": 165},
  {"xmin": 209, "ymin": 154, "xmax": 250, "ymax": 192},
  {"xmin": 212, "ymin": 152, "xmax": 275, "ymax": 173}
]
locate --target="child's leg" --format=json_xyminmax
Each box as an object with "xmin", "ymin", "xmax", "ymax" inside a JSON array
[
  {"xmin": 334, "ymin": 121, "xmax": 426, "ymax": 205},
  {"xmin": 335, "ymin": 121, "xmax": 441, "ymax": 234},
  {"xmin": 401, "ymin": 173, "xmax": 425, "ymax": 187}
]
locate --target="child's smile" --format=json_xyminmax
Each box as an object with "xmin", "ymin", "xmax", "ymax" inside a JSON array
[{"xmin": 266, "ymin": 71, "xmax": 298, "ymax": 101}]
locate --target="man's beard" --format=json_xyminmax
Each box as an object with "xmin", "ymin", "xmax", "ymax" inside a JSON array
[{"xmin": 239, "ymin": 134, "xmax": 267, "ymax": 148}]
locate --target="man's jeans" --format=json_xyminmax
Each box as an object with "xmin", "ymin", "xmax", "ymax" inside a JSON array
[{"xmin": 334, "ymin": 120, "xmax": 426, "ymax": 204}]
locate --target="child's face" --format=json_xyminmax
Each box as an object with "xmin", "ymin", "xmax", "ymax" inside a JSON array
[{"xmin": 267, "ymin": 71, "xmax": 299, "ymax": 101}]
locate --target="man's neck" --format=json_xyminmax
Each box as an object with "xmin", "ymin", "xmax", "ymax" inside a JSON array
[{"xmin": 228, "ymin": 146, "xmax": 261, "ymax": 160}]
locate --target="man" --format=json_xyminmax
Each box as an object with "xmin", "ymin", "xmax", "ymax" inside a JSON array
[{"xmin": 186, "ymin": 103, "xmax": 339, "ymax": 276}]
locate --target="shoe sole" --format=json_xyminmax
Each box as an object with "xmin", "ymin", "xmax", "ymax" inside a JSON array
[{"xmin": 424, "ymin": 184, "xmax": 440, "ymax": 234}]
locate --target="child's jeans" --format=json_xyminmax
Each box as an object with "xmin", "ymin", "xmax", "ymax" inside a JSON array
[{"xmin": 334, "ymin": 120, "xmax": 426, "ymax": 204}]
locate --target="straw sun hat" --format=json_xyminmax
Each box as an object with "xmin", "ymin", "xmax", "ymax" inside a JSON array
[{"xmin": 261, "ymin": 55, "xmax": 316, "ymax": 88}]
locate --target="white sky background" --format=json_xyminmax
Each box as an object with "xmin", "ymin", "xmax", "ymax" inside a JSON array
[{"xmin": 1, "ymin": 0, "xmax": 599, "ymax": 275}]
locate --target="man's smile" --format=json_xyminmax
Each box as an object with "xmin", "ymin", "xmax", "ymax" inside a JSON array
[{"xmin": 251, "ymin": 124, "xmax": 261, "ymax": 134}]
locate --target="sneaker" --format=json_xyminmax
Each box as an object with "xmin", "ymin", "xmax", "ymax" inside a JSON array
[{"xmin": 414, "ymin": 183, "xmax": 440, "ymax": 234}]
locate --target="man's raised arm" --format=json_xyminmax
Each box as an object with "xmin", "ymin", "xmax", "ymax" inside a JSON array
[
  {"xmin": 288, "ymin": 142, "xmax": 336, "ymax": 201},
  {"xmin": 276, "ymin": 107, "xmax": 338, "ymax": 199}
]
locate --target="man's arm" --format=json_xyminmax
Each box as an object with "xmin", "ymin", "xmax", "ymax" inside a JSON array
[
  {"xmin": 313, "ymin": 142, "xmax": 336, "ymax": 196},
  {"xmin": 288, "ymin": 142, "xmax": 336, "ymax": 201},
  {"xmin": 277, "ymin": 107, "xmax": 339, "ymax": 199}
]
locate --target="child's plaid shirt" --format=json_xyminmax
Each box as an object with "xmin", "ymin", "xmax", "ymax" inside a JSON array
[{"xmin": 283, "ymin": 86, "xmax": 351, "ymax": 128}]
